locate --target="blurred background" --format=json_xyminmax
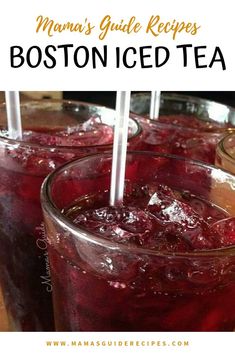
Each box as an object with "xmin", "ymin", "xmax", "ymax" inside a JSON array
[
  {"xmin": 1, "ymin": 91, "xmax": 235, "ymax": 108},
  {"xmin": 63, "ymin": 91, "xmax": 235, "ymax": 109}
]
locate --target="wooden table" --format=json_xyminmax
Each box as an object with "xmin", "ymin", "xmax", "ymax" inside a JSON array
[{"xmin": 0, "ymin": 287, "xmax": 9, "ymax": 331}]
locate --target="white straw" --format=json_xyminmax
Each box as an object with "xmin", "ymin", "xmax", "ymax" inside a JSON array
[
  {"xmin": 5, "ymin": 91, "xmax": 22, "ymax": 139},
  {"xmin": 110, "ymin": 91, "xmax": 130, "ymax": 207},
  {"xmin": 150, "ymin": 91, "xmax": 161, "ymax": 120}
]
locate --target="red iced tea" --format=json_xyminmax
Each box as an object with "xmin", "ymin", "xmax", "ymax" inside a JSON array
[
  {"xmin": 131, "ymin": 93, "xmax": 235, "ymax": 164},
  {"xmin": 0, "ymin": 100, "xmax": 140, "ymax": 331},
  {"xmin": 42, "ymin": 152, "xmax": 235, "ymax": 331}
]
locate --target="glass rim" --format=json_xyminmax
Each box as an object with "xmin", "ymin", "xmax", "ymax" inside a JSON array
[
  {"xmin": 131, "ymin": 92, "xmax": 235, "ymax": 132},
  {"xmin": 217, "ymin": 133, "xmax": 235, "ymax": 163},
  {"xmin": 41, "ymin": 150, "xmax": 235, "ymax": 259},
  {"xmin": 0, "ymin": 98, "xmax": 142, "ymax": 150},
  {"xmin": 136, "ymin": 114, "xmax": 235, "ymax": 135},
  {"xmin": 132, "ymin": 91, "xmax": 235, "ymax": 114}
]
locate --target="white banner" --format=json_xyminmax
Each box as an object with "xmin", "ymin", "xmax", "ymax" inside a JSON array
[
  {"xmin": 0, "ymin": 332, "xmax": 234, "ymax": 353},
  {"xmin": 0, "ymin": 0, "xmax": 234, "ymax": 90}
]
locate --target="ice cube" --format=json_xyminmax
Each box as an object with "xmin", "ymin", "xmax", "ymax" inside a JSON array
[
  {"xmin": 210, "ymin": 217, "xmax": 235, "ymax": 247},
  {"xmin": 73, "ymin": 206, "xmax": 156, "ymax": 246},
  {"xmin": 147, "ymin": 185, "xmax": 219, "ymax": 250}
]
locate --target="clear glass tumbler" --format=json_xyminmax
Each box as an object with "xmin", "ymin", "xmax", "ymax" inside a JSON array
[
  {"xmin": 0, "ymin": 99, "xmax": 141, "ymax": 331},
  {"xmin": 42, "ymin": 151, "xmax": 235, "ymax": 331},
  {"xmin": 131, "ymin": 93, "xmax": 235, "ymax": 164}
]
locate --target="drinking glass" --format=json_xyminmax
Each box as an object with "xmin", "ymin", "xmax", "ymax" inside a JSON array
[
  {"xmin": 0, "ymin": 99, "xmax": 140, "ymax": 331},
  {"xmin": 42, "ymin": 151, "xmax": 235, "ymax": 331},
  {"xmin": 131, "ymin": 93, "xmax": 235, "ymax": 164}
]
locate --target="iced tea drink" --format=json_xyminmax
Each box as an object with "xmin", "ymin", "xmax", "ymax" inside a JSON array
[
  {"xmin": 42, "ymin": 152, "xmax": 235, "ymax": 331},
  {"xmin": 0, "ymin": 100, "xmax": 140, "ymax": 331},
  {"xmin": 131, "ymin": 93, "xmax": 235, "ymax": 164}
]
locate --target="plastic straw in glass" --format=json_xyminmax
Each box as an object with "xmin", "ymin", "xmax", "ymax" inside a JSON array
[
  {"xmin": 150, "ymin": 91, "xmax": 161, "ymax": 120},
  {"xmin": 5, "ymin": 91, "xmax": 22, "ymax": 139},
  {"xmin": 110, "ymin": 91, "xmax": 130, "ymax": 206}
]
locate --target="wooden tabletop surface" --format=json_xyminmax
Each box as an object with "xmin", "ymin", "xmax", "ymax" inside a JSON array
[{"xmin": 0, "ymin": 286, "xmax": 9, "ymax": 331}]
